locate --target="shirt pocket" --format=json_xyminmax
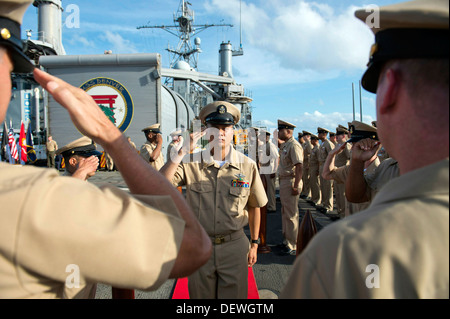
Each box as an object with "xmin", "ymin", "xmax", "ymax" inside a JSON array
[
  {"xmin": 228, "ymin": 186, "xmax": 251, "ymax": 217},
  {"xmin": 189, "ymin": 182, "xmax": 214, "ymax": 218}
]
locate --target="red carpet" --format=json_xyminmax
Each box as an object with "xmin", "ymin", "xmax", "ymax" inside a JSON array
[{"xmin": 171, "ymin": 267, "xmax": 259, "ymax": 299}]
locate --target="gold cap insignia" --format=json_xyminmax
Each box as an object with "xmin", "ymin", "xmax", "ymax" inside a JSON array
[
  {"xmin": 349, "ymin": 125, "xmax": 355, "ymax": 134},
  {"xmin": 1, "ymin": 28, "xmax": 11, "ymax": 40},
  {"xmin": 218, "ymin": 105, "xmax": 227, "ymax": 114},
  {"xmin": 368, "ymin": 43, "xmax": 378, "ymax": 62}
]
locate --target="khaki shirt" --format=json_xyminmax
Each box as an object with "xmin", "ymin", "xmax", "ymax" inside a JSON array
[
  {"xmin": 0, "ymin": 163, "xmax": 185, "ymax": 299},
  {"xmin": 335, "ymin": 143, "xmax": 352, "ymax": 167},
  {"xmin": 281, "ymin": 158, "xmax": 449, "ymax": 298},
  {"xmin": 278, "ymin": 137, "xmax": 303, "ymax": 178},
  {"xmin": 364, "ymin": 158, "xmax": 399, "ymax": 201},
  {"xmin": 140, "ymin": 141, "xmax": 164, "ymax": 171},
  {"xmin": 46, "ymin": 140, "xmax": 58, "ymax": 152},
  {"xmin": 302, "ymin": 140, "xmax": 312, "ymax": 171},
  {"xmin": 172, "ymin": 146, "xmax": 268, "ymax": 236},
  {"xmin": 318, "ymin": 139, "xmax": 335, "ymax": 165},
  {"xmin": 309, "ymin": 144, "xmax": 320, "ymax": 168},
  {"xmin": 259, "ymin": 140, "xmax": 279, "ymax": 175}
]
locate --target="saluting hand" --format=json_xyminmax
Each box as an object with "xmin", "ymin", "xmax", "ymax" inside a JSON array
[
  {"xmin": 351, "ymin": 138, "xmax": 381, "ymax": 162},
  {"xmin": 72, "ymin": 155, "xmax": 100, "ymax": 181},
  {"xmin": 33, "ymin": 69, "xmax": 121, "ymax": 146}
]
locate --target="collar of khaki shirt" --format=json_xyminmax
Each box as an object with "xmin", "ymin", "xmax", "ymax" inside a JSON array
[{"xmin": 200, "ymin": 145, "xmax": 240, "ymax": 170}]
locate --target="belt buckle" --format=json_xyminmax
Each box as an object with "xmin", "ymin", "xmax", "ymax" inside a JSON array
[{"xmin": 214, "ymin": 236, "xmax": 225, "ymax": 245}]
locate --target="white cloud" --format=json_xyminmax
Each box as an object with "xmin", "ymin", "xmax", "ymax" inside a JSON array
[
  {"xmin": 66, "ymin": 35, "xmax": 96, "ymax": 48},
  {"xmin": 204, "ymin": 0, "xmax": 374, "ymax": 86},
  {"xmin": 100, "ymin": 31, "xmax": 139, "ymax": 54}
]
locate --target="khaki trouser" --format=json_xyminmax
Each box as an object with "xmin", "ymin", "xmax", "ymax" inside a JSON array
[
  {"xmin": 262, "ymin": 174, "xmax": 277, "ymax": 211},
  {"xmin": 188, "ymin": 230, "xmax": 249, "ymax": 299},
  {"xmin": 309, "ymin": 164, "xmax": 321, "ymax": 205},
  {"xmin": 47, "ymin": 151, "xmax": 56, "ymax": 168},
  {"xmin": 279, "ymin": 177, "xmax": 301, "ymax": 251},
  {"xmin": 301, "ymin": 165, "xmax": 311, "ymax": 198},
  {"xmin": 334, "ymin": 182, "xmax": 346, "ymax": 217},
  {"xmin": 319, "ymin": 163, "xmax": 333, "ymax": 211}
]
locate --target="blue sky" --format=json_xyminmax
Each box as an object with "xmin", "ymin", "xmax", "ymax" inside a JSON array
[{"xmin": 21, "ymin": 0, "xmax": 402, "ymax": 136}]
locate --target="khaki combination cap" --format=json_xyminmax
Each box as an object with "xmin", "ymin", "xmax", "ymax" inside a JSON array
[
  {"xmin": 142, "ymin": 123, "xmax": 161, "ymax": 134},
  {"xmin": 336, "ymin": 125, "xmax": 349, "ymax": 135},
  {"xmin": 310, "ymin": 134, "xmax": 319, "ymax": 140},
  {"xmin": 56, "ymin": 136, "xmax": 102, "ymax": 157},
  {"xmin": 170, "ymin": 129, "xmax": 183, "ymax": 137},
  {"xmin": 355, "ymin": 0, "xmax": 449, "ymax": 93},
  {"xmin": 199, "ymin": 101, "xmax": 240, "ymax": 125},
  {"xmin": 317, "ymin": 127, "xmax": 331, "ymax": 134},
  {"xmin": 0, "ymin": 0, "xmax": 35, "ymax": 73},
  {"xmin": 347, "ymin": 121, "xmax": 378, "ymax": 143},
  {"xmin": 278, "ymin": 120, "xmax": 296, "ymax": 130},
  {"xmin": 302, "ymin": 130, "xmax": 312, "ymax": 136}
]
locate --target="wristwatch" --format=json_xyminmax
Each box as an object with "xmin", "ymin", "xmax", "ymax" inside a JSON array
[{"xmin": 251, "ymin": 238, "xmax": 261, "ymax": 245}]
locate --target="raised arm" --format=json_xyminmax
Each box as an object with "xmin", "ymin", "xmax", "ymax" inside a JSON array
[
  {"xmin": 33, "ymin": 68, "xmax": 211, "ymax": 278},
  {"xmin": 345, "ymin": 139, "xmax": 381, "ymax": 203}
]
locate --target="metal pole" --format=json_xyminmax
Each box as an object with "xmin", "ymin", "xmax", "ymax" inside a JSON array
[
  {"xmin": 352, "ymin": 83, "xmax": 355, "ymax": 121},
  {"xmin": 359, "ymin": 80, "xmax": 363, "ymax": 121}
]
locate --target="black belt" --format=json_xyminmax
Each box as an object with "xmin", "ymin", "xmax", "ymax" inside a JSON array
[{"xmin": 210, "ymin": 229, "xmax": 245, "ymax": 245}]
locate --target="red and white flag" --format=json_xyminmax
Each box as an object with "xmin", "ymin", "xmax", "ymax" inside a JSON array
[{"xmin": 8, "ymin": 127, "xmax": 18, "ymax": 161}]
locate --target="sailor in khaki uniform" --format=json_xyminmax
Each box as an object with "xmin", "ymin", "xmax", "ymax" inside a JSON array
[
  {"xmin": 332, "ymin": 126, "xmax": 351, "ymax": 218},
  {"xmin": 56, "ymin": 136, "xmax": 101, "ymax": 180},
  {"xmin": 277, "ymin": 120, "xmax": 303, "ymax": 255},
  {"xmin": 317, "ymin": 127, "xmax": 335, "ymax": 213},
  {"xmin": 140, "ymin": 123, "xmax": 164, "ymax": 171},
  {"xmin": 46, "ymin": 135, "xmax": 58, "ymax": 168},
  {"xmin": 322, "ymin": 122, "xmax": 384, "ymax": 217},
  {"xmin": 0, "ymin": 0, "xmax": 211, "ymax": 298},
  {"xmin": 300, "ymin": 130, "xmax": 312, "ymax": 200},
  {"xmin": 282, "ymin": 0, "xmax": 449, "ymax": 298},
  {"xmin": 259, "ymin": 130, "xmax": 279, "ymax": 212},
  {"xmin": 161, "ymin": 101, "xmax": 267, "ymax": 299},
  {"xmin": 308, "ymin": 134, "xmax": 321, "ymax": 206}
]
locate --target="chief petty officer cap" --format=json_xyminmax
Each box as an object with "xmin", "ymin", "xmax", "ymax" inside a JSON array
[
  {"xmin": 347, "ymin": 121, "xmax": 378, "ymax": 143},
  {"xmin": 142, "ymin": 123, "xmax": 161, "ymax": 134},
  {"xmin": 355, "ymin": 0, "xmax": 449, "ymax": 94},
  {"xmin": 317, "ymin": 127, "xmax": 331, "ymax": 134},
  {"xmin": 311, "ymin": 133, "xmax": 319, "ymax": 140},
  {"xmin": 0, "ymin": 0, "xmax": 35, "ymax": 73},
  {"xmin": 278, "ymin": 120, "xmax": 296, "ymax": 130},
  {"xmin": 336, "ymin": 125, "xmax": 349, "ymax": 135},
  {"xmin": 302, "ymin": 130, "xmax": 312, "ymax": 136},
  {"xmin": 199, "ymin": 101, "xmax": 240, "ymax": 125},
  {"xmin": 170, "ymin": 128, "xmax": 183, "ymax": 137},
  {"xmin": 56, "ymin": 136, "xmax": 102, "ymax": 157}
]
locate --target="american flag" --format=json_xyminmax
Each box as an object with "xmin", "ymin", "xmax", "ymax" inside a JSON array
[{"xmin": 8, "ymin": 127, "xmax": 18, "ymax": 161}]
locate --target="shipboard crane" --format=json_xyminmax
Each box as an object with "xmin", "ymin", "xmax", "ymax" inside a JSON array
[{"xmin": 137, "ymin": 0, "xmax": 233, "ymax": 71}]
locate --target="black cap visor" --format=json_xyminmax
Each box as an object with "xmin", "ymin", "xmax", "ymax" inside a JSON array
[
  {"xmin": 361, "ymin": 28, "xmax": 449, "ymax": 93},
  {"xmin": 347, "ymin": 130, "xmax": 378, "ymax": 143},
  {"xmin": 62, "ymin": 145, "xmax": 102, "ymax": 158},
  {"xmin": 0, "ymin": 18, "xmax": 34, "ymax": 74},
  {"xmin": 205, "ymin": 112, "xmax": 235, "ymax": 125}
]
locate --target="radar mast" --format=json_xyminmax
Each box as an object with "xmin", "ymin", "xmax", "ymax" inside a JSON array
[{"xmin": 137, "ymin": 0, "xmax": 233, "ymax": 70}]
